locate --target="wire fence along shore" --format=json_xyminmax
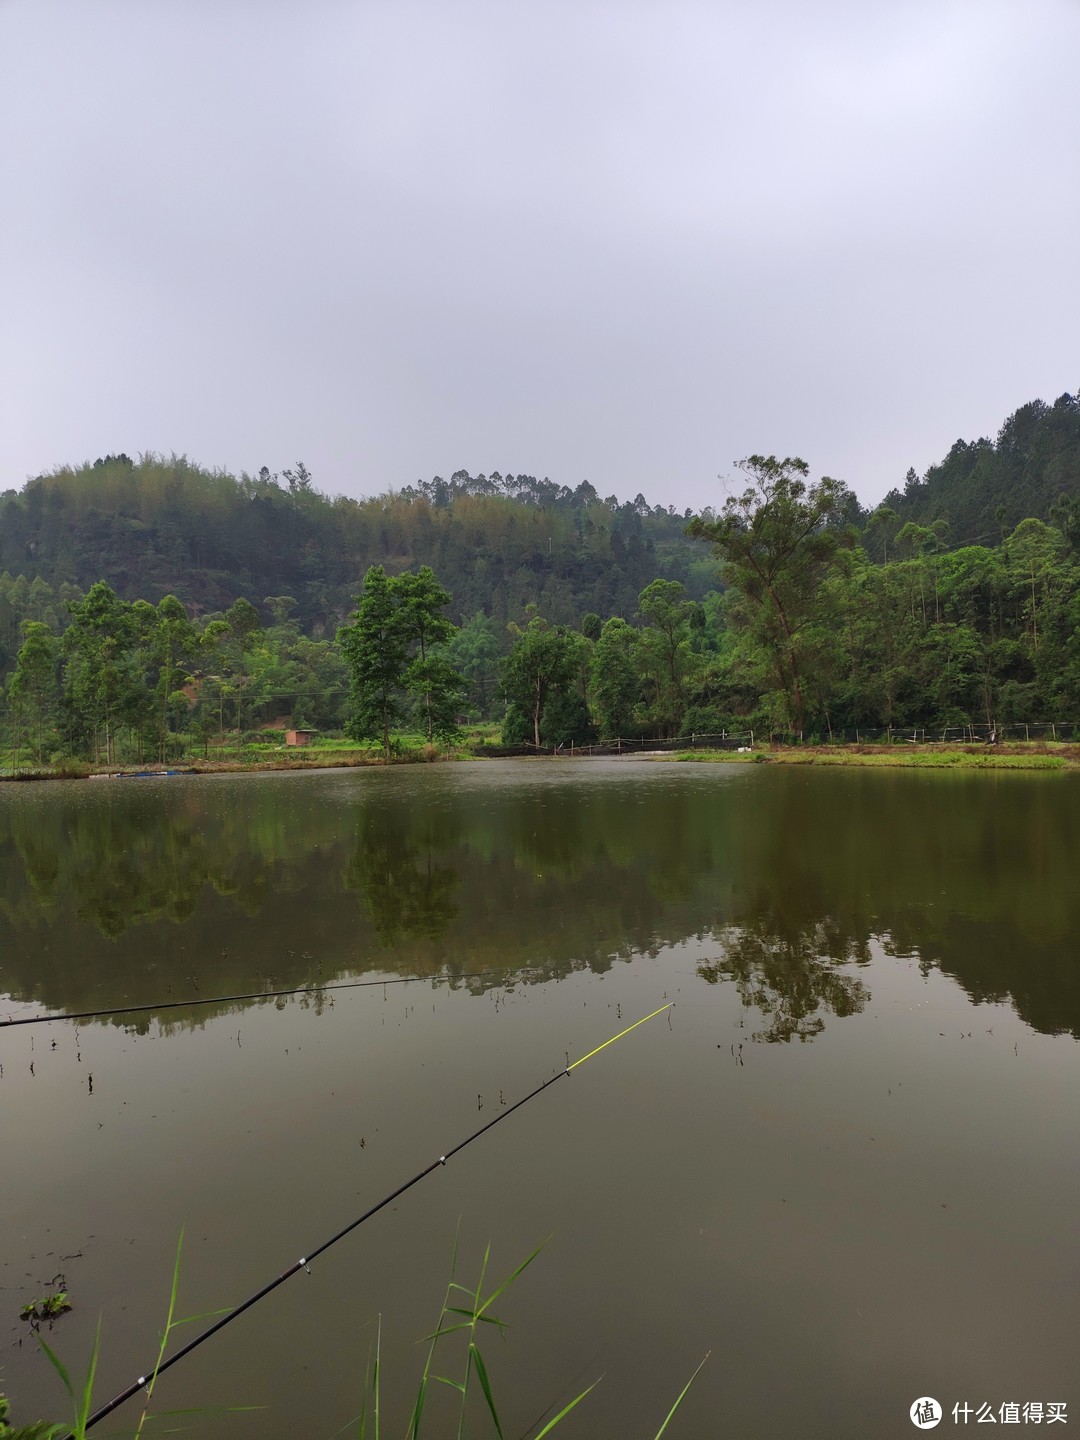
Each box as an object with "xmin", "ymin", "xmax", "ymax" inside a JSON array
[
  {"xmin": 479, "ymin": 722, "xmax": 1080, "ymax": 757},
  {"xmin": 2, "ymin": 724, "xmax": 1077, "ymax": 776}
]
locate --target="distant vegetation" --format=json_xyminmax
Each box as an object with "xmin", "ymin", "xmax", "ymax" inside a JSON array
[
  {"xmin": 0, "ymin": 457, "xmax": 712, "ymax": 634},
  {"xmin": 1, "ymin": 389, "xmax": 1079, "ymax": 766},
  {"xmin": 875, "ymin": 391, "xmax": 1080, "ymax": 551}
]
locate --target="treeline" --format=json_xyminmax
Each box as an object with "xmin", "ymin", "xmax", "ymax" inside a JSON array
[
  {"xmin": 878, "ymin": 391, "xmax": 1080, "ymax": 549},
  {"xmin": 3, "ymin": 468, "xmax": 1080, "ymax": 764},
  {"xmin": 0, "ymin": 581, "xmax": 349, "ymax": 766},
  {"xmin": 2, "ymin": 392, "xmax": 1077, "ymax": 633},
  {"xmin": 2, "ymin": 389, "xmax": 1080, "ymax": 762},
  {"xmin": 483, "ymin": 445, "xmax": 1080, "ymax": 743},
  {"xmin": 0, "ymin": 454, "xmax": 713, "ymax": 638},
  {"xmin": 687, "ymin": 455, "xmax": 1080, "ymax": 737}
]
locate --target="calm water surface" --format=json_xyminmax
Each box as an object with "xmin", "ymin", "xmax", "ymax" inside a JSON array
[{"xmin": 0, "ymin": 760, "xmax": 1077, "ymax": 1438}]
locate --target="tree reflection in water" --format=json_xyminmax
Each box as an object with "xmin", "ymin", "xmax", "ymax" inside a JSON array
[
  {"xmin": 1, "ymin": 767, "xmax": 1078, "ymax": 1043},
  {"xmin": 698, "ymin": 923, "xmax": 870, "ymax": 1042},
  {"xmin": 344, "ymin": 809, "xmax": 460, "ymax": 946}
]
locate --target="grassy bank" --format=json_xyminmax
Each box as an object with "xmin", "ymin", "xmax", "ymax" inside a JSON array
[
  {"xmin": 0, "ymin": 749, "xmax": 455, "ymax": 781},
  {"xmin": 0, "ymin": 727, "xmax": 506, "ymax": 781},
  {"xmin": 4, "ymin": 735, "xmax": 1079, "ymax": 781},
  {"xmin": 662, "ymin": 743, "xmax": 1078, "ymax": 771}
]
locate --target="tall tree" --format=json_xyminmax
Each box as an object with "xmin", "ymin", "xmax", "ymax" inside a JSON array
[
  {"xmin": 8, "ymin": 621, "xmax": 58, "ymax": 765},
  {"xmin": 590, "ymin": 617, "xmax": 641, "ymax": 738},
  {"xmin": 223, "ymin": 597, "xmax": 262, "ymax": 740},
  {"xmin": 396, "ymin": 567, "xmax": 460, "ymax": 741},
  {"xmin": 151, "ymin": 595, "xmax": 197, "ymax": 762},
  {"xmin": 447, "ymin": 611, "xmax": 501, "ymax": 718},
  {"xmin": 61, "ymin": 581, "xmax": 139, "ymax": 763},
  {"xmin": 501, "ymin": 611, "xmax": 579, "ymax": 748},
  {"xmin": 338, "ymin": 566, "xmax": 462, "ymax": 753},
  {"xmin": 636, "ymin": 579, "xmax": 697, "ymax": 736},
  {"xmin": 338, "ymin": 567, "xmax": 410, "ymax": 756},
  {"xmin": 688, "ymin": 456, "xmax": 853, "ymax": 734}
]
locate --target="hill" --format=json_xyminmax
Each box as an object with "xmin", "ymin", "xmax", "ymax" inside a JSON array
[
  {"xmin": 0, "ymin": 458, "xmax": 715, "ymax": 634},
  {"xmin": 880, "ymin": 391, "xmax": 1080, "ymax": 547}
]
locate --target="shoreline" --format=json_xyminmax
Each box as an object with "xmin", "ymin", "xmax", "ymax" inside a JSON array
[
  {"xmin": 2, "ymin": 740, "xmax": 1079, "ymax": 781},
  {"xmin": 652, "ymin": 742, "xmax": 1079, "ymax": 771}
]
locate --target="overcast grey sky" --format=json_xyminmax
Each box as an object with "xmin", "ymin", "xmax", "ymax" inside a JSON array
[{"xmin": 2, "ymin": 0, "xmax": 1078, "ymax": 511}]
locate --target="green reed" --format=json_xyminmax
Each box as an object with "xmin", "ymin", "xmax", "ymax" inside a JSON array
[
  {"xmin": 346, "ymin": 1238, "xmax": 708, "ymax": 1440},
  {"xmin": 12, "ymin": 1236, "xmax": 704, "ymax": 1439}
]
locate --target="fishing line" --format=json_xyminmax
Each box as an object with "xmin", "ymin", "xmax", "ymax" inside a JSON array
[
  {"xmin": 0, "ymin": 971, "xmax": 501, "ymax": 1029},
  {"xmin": 81, "ymin": 1002, "xmax": 672, "ymax": 1432}
]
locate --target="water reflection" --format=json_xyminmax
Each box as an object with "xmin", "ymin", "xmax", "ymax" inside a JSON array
[
  {"xmin": 698, "ymin": 922, "xmax": 870, "ymax": 1043},
  {"xmin": 0, "ymin": 765, "xmax": 1077, "ymax": 1042},
  {"xmin": 344, "ymin": 808, "xmax": 460, "ymax": 945}
]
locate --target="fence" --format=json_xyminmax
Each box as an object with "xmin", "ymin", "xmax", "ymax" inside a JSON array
[
  {"xmin": 471, "ymin": 732, "xmax": 755, "ymax": 758},
  {"xmin": 764, "ymin": 722, "xmax": 1078, "ymax": 746},
  {"xmin": 470, "ymin": 723, "xmax": 1078, "ymax": 758}
]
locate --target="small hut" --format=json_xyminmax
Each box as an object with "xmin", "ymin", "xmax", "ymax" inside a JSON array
[{"xmin": 284, "ymin": 729, "xmax": 316, "ymax": 747}]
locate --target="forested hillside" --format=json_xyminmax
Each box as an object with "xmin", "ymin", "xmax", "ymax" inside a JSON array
[
  {"xmin": 879, "ymin": 391, "xmax": 1080, "ymax": 548},
  {"xmin": 3, "ymin": 390, "xmax": 1080, "ymax": 767},
  {"xmin": 0, "ymin": 458, "xmax": 712, "ymax": 634}
]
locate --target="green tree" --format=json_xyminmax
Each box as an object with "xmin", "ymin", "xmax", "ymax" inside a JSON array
[
  {"xmin": 501, "ymin": 612, "xmax": 579, "ymax": 748},
  {"xmin": 590, "ymin": 617, "xmax": 641, "ymax": 738},
  {"xmin": 151, "ymin": 595, "xmax": 197, "ymax": 761},
  {"xmin": 61, "ymin": 581, "xmax": 139, "ymax": 763},
  {"xmin": 636, "ymin": 579, "xmax": 697, "ymax": 736},
  {"xmin": 408, "ymin": 650, "xmax": 467, "ymax": 744},
  {"xmin": 447, "ymin": 611, "xmax": 501, "ymax": 718},
  {"xmin": 337, "ymin": 566, "xmax": 463, "ymax": 753},
  {"xmin": 864, "ymin": 504, "xmax": 900, "ymax": 564},
  {"xmin": 223, "ymin": 597, "xmax": 262, "ymax": 740},
  {"xmin": 8, "ymin": 620, "xmax": 59, "ymax": 765},
  {"xmin": 580, "ymin": 611, "xmax": 602, "ymax": 642},
  {"xmin": 338, "ymin": 567, "xmax": 410, "ymax": 755},
  {"xmin": 689, "ymin": 456, "xmax": 853, "ymax": 735},
  {"xmin": 396, "ymin": 567, "xmax": 461, "ymax": 741}
]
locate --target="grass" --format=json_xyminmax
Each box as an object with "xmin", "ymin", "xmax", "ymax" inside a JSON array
[
  {"xmin": 664, "ymin": 743, "xmax": 1076, "ymax": 771},
  {"xmin": 6, "ymin": 1234, "xmax": 254, "ymax": 1440},
  {"xmin": 8, "ymin": 1238, "xmax": 706, "ymax": 1439},
  {"xmin": 35, "ymin": 1322, "xmax": 100, "ymax": 1440},
  {"xmin": 348, "ymin": 1238, "xmax": 708, "ymax": 1440},
  {"xmin": 0, "ymin": 728, "xmax": 502, "ymax": 781}
]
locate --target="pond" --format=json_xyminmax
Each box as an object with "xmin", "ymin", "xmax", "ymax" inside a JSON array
[{"xmin": 1, "ymin": 760, "xmax": 1077, "ymax": 1438}]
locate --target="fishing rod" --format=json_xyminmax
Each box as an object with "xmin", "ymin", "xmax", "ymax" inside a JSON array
[
  {"xmin": 81, "ymin": 1002, "xmax": 673, "ymax": 1432},
  {"xmin": 0, "ymin": 971, "xmax": 502, "ymax": 1030}
]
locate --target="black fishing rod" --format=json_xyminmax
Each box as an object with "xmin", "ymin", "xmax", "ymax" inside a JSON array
[
  {"xmin": 0, "ymin": 971, "xmax": 501, "ymax": 1029},
  {"xmin": 81, "ymin": 1002, "xmax": 673, "ymax": 1432}
]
